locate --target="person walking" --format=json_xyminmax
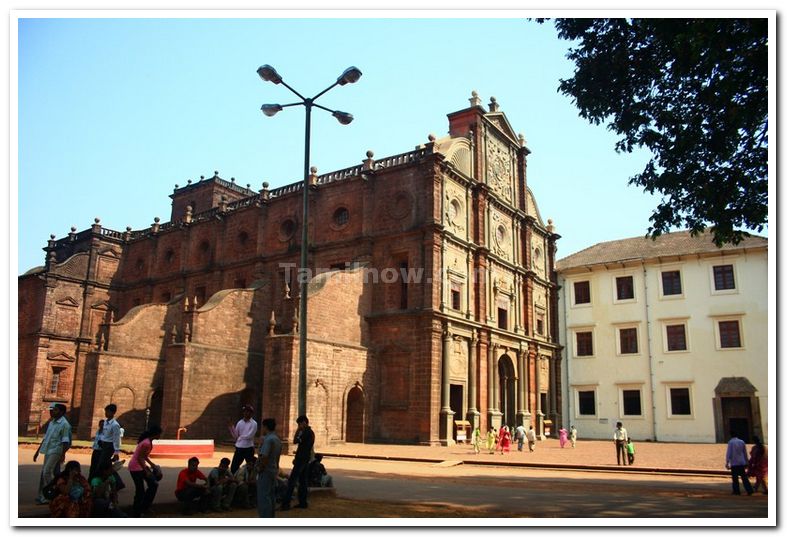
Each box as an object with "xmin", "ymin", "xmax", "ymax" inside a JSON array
[
  {"xmin": 497, "ymin": 425, "xmax": 512, "ymax": 455},
  {"xmin": 725, "ymin": 430, "xmax": 754, "ymax": 495},
  {"xmin": 748, "ymin": 435, "xmax": 768, "ymax": 494},
  {"xmin": 514, "ymin": 424, "xmax": 526, "ymax": 452},
  {"xmin": 256, "ymin": 418, "xmax": 282, "ymax": 517},
  {"xmin": 228, "ymin": 404, "xmax": 258, "ymax": 475},
  {"xmin": 558, "ymin": 427, "xmax": 568, "ymax": 448},
  {"xmin": 613, "ymin": 422, "xmax": 628, "ymax": 465},
  {"xmin": 486, "ymin": 427, "xmax": 497, "ymax": 454},
  {"xmin": 471, "ymin": 426, "xmax": 482, "ymax": 454},
  {"xmin": 626, "ymin": 438, "xmax": 636, "ymax": 465},
  {"xmin": 34, "ymin": 403, "xmax": 71, "ymax": 505},
  {"xmin": 526, "ymin": 426, "xmax": 537, "ymax": 452},
  {"xmin": 280, "ymin": 415, "xmax": 314, "ymax": 511},
  {"xmin": 128, "ymin": 424, "xmax": 162, "ymax": 517},
  {"xmin": 90, "ymin": 404, "xmax": 123, "ymax": 483},
  {"xmin": 569, "ymin": 425, "xmax": 577, "ymax": 448}
]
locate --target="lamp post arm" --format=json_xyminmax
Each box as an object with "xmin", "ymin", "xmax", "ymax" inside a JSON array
[
  {"xmin": 311, "ymin": 80, "xmax": 341, "ymax": 102},
  {"xmin": 311, "ymin": 102, "xmax": 339, "ymax": 115},
  {"xmin": 279, "ymin": 79, "xmax": 308, "ymax": 102}
]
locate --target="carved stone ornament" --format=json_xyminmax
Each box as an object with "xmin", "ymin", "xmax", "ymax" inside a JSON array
[
  {"xmin": 445, "ymin": 196, "xmax": 465, "ymax": 233},
  {"xmin": 487, "ymin": 136, "xmax": 513, "ymax": 202}
]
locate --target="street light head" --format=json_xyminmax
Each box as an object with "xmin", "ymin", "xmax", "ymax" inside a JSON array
[
  {"xmin": 337, "ymin": 66, "xmax": 362, "ymax": 86},
  {"xmin": 333, "ymin": 110, "xmax": 354, "ymax": 125},
  {"xmin": 261, "ymin": 104, "xmax": 283, "ymax": 117},
  {"xmin": 257, "ymin": 64, "xmax": 283, "ymax": 84}
]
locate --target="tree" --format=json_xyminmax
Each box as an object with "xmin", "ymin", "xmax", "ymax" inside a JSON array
[{"xmin": 541, "ymin": 18, "xmax": 768, "ymax": 246}]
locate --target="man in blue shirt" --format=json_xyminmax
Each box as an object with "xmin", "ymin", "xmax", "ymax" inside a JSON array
[
  {"xmin": 256, "ymin": 418, "xmax": 282, "ymax": 518},
  {"xmin": 725, "ymin": 430, "xmax": 754, "ymax": 495},
  {"xmin": 33, "ymin": 403, "xmax": 71, "ymax": 504}
]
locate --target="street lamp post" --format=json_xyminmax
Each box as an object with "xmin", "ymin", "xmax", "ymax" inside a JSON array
[{"xmin": 258, "ymin": 64, "xmax": 361, "ymax": 418}]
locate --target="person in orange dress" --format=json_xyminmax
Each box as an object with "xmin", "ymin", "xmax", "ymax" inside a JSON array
[{"xmin": 49, "ymin": 461, "xmax": 92, "ymax": 518}]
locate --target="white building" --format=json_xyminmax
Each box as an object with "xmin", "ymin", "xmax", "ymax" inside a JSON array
[{"xmin": 557, "ymin": 231, "xmax": 768, "ymax": 443}]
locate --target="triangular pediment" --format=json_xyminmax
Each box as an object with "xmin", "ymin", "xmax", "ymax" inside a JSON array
[
  {"xmin": 98, "ymin": 247, "xmax": 122, "ymax": 259},
  {"xmin": 47, "ymin": 351, "xmax": 75, "ymax": 362},
  {"xmin": 90, "ymin": 300, "xmax": 115, "ymax": 311},
  {"xmin": 55, "ymin": 297, "xmax": 79, "ymax": 307},
  {"xmin": 484, "ymin": 112, "xmax": 519, "ymax": 144}
]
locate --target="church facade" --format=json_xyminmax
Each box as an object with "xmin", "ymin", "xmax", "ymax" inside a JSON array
[{"xmin": 18, "ymin": 94, "xmax": 562, "ymax": 448}]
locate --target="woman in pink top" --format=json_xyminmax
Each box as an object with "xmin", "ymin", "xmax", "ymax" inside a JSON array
[{"xmin": 128, "ymin": 424, "xmax": 162, "ymax": 517}]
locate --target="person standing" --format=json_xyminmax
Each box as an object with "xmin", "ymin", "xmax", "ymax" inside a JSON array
[
  {"xmin": 128, "ymin": 425, "xmax": 162, "ymax": 517},
  {"xmin": 90, "ymin": 404, "xmax": 122, "ymax": 480},
  {"xmin": 526, "ymin": 426, "xmax": 537, "ymax": 452},
  {"xmin": 34, "ymin": 403, "xmax": 71, "ymax": 505},
  {"xmin": 486, "ymin": 427, "xmax": 497, "ymax": 454},
  {"xmin": 280, "ymin": 415, "xmax": 314, "ymax": 511},
  {"xmin": 626, "ymin": 438, "xmax": 636, "ymax": 465},
  {"xmin": 88, "ymin": 419, "xmax": 105, "ymax": 481},
  {"xmin": 569, "ymin": 425, "xmax": 577, "ymax": 448},
  {"xmin": 514, "ymin": 424, "xmax": 526, "ymax": 452},
  {"xmin": 471, "ymin": 426, "xmax": 482, "ymax": 454},
  {"xmin": 228, "ymin": 404, "xmax": 258, "ymax": 475},
  {"xmin": 256, "ymin": 418, "xmax": 282, "ymax": 517},
  {"xmin": 559, "ymin": 427, "xmax": 569, "ymax": 448},
  {"xmin": 613, "ymin": 422, "xmax": 628, "ymax": 465},
  {"xmin": 726, "ymin": 431, "xmax": 753, "ymax": 495},
  {"xmin": 748, "ymin": 435, "xmax": 768, "ymax": 494}
]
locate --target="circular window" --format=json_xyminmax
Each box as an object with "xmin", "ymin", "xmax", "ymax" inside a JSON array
[
  {"xmin": 448, "ymin": 199, "xmax": 462, "ymax": 222},
  {"xmin": 333, "ymin": 207, "xmax": 350, "ymax": 228},
  {"xmin": 279, "ymin": 219, "xmax": 296, "ymax": 241}
]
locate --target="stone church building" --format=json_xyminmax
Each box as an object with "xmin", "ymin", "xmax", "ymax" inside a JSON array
[{"xmin": 18, "ymin": 94, "xmax": 562, "ymax": 448}]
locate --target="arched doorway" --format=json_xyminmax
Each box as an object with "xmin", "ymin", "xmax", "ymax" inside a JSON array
[
  {"xmin": 345, "ymin": 385, "xmax": 365, "ymax": 443},
  {"xmin": 714, "ymin": 377, "xmax": 762, "ymax": 443},
  {"xmin": 498, "ymin": 355, "xmax": 516, "ymax": 428},
  {"xmin": 148, "ymin": 389, "xmax": 163, "ymax": 430}
]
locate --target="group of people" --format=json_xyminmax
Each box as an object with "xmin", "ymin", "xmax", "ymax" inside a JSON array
[
  {"xmin": 725, "ymin": 431, "xmax": 768, "ymax": 496},
  {"xmin": 613, "ymin": 422, "xmax": 635, "ymax": 465},
  {"xmin": 34, "ymin": 402, "xmax": 332, "ymax": 518},
  {"xmin": 470, "ymin": 424, "xmax": 540, "ymax": 455}
]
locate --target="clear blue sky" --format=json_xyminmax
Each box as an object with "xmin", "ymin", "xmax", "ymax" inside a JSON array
[{"xmin": 16, "ymin": 16, "xmax": 762, "ymax": 274}]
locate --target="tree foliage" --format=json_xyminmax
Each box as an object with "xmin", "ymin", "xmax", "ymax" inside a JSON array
[{"xmin": 543, "ymin": 18, "xmax": 768, "ymax": 246}]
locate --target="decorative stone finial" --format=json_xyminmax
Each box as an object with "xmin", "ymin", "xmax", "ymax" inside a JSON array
[
  {"xmin": 230, "ymin": 177, "xmax": 235, "ymax": 183},
  {"xmin": 200, "ymin": 175, "xmax": 205, "ymax": 180},
  {"xmin": 469, "ymin": 90, "xmax": 482, "ymax": 107},
  {"xmin": 518, "ymin": 133, "xmax": 526, "ymax": 146},
  {"xmin": 126, "ymin": 226, "xmax": 132, "ymax": 232},
  {"xmin": 310, "ymin": 166, "xmax": 317, "ymax": 175},
  {"xmin": 262, "ymin": 181, "xmax": 269, "ymax": 189},
  {"xmin": 547, "ymin": 218, "xmax": 555, "ymax": 233},
  {"xmin": 428, "ymin": 133, "xmax": 436, "ymax": 142},
  {"xmin": 174, "ymin": 183, "xmax": 179, "ymax": 190},
  {"xmin": 246, "ymin": 183, "xmax": 250, "ymax": 189},
  {"xmin": 94, "ymin": 217, "xmax": 101, "ymax": 224},
  {"xmin": 187, "ymin": 179, "xmax": 192, "ymax": 185},
  {"xmin": 366, "ymin": 150, "xmax": 374, "ymax": 159},
  {"xmin": 70, "ymin": 226, "xmax": 76, "ymax": 233},
  {"xmin": 363, "ymin": 150, "xmax": 375, "ymax": 171},
  {"xmin": 50, "ymin": 234, "xmax": 56, "ymax": 240},
  {"xmin": 186, "ymin": 205, "xmax": 193, "ymax": 214},
  {"xmin": 489, "ymin": 96, "xmax": 499, "ymax": 112},
  {"xmin": 154, "ymin": 217, "xmax": 160, "ymax": 223},
  {"xmin": 213, "ymin": 170, "xmax": 219, "ymax": 177}
]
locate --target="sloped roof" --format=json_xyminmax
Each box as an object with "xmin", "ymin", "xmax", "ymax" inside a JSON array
[{"xmin": 556, "ymin": 230, "xmax": 767, "ymax": 272}]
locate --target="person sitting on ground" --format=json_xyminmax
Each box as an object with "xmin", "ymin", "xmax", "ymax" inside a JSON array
[
  {"xmin": 233, "ymin": 455, "xmax": 258, "ymax": 509},
  {"xmin": 49, "ymin": 461, "xmax": 92, "ymax": 518},
  {"xmin": 307, "ymin": 454, "xmax": 333, "ymax": 488},
  {"xmin": 626, "ymin": 438, "xmax": 636, "ymax": 465},
  {"xmin": 208, "ymin": 457, "xmax": 239, "ymax": 512},
  {"xmin": 175, "ymin": 457, "xmax": 210, "ymax": 515},
  {"xmin": 90, "ymin": 460, "xmax": 126, "ymax": 517}
]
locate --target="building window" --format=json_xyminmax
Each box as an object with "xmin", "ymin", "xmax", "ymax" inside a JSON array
[
  {"xmin": 713, "ymin": 264, "xmax": 736, "ymax": 291},
  {"xmin": 718, "ymin": 320, "xmax": 742, "ymax": 348},
  {"xmin": 279, "ymin": 219, "xmax": 296, "ymax": 241},
  {"xmin": 616, "ymin": 276, "xmax": 634, "ymax": 300},
  {"xmin": 619, "ymin": 327, "xmax": 639, "ymax": 354},
  {"xmin": 49, "ymin": 367, "xmax": 64, "ymax": 395},
  {"xmin": 577, "ymin": 390, "xmax": 596, "ymax": 416},
  {"xmin": 661, "ymin": 270, "xmax": 683, "ymax": 296},
  {"xmin": 575, "ymin": 331, "xmax": 593, "ymax": 356},
  {"xmin": 669, "ymin": 387, "xmax": 692, "ymax": 416},
  {"xmin": 622, "ymin": 389, "xmax": 642, "ymax": 416},
  {"xmin": 450, "ymin": 282, "xmax": 462, "ymax": 311},
  {"xmin": 333, "ymin": 207, "xmax": 350, "ymax": 228},
  {"xmin": 536, "ymin": 313, "xmax": 545, "ymax": 336},
  {"xmin": 666, "ymin": 324, "xmax": 688, "ymax": 351},
  {"xmin": 573, "ymin": 281, "xmax": 591, "ymax": 305},
  {"xmin": 497, "ymin": 307, "xmax": 508, "ymax": 330}
]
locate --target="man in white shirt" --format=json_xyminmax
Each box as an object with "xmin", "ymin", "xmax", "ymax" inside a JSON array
[
  {"xmin": 526, "ymin": 426, "xmax": 537, "ymax": 452},
  {"xmin": 33, "ymin": 403, "xmax": 71, "ymax": 504},
  {"xmin": 228, "ymin": 404, "xmax": 258, "ymax": 475},
  {"xmin": 90, "ymin": 404, "xmax": 122, "ymax": 480},
  {"xmin": 514, "ymin": 424, "xmax": 527, "ymax": 452},
  {"xmin": 613, "ymin": 421, "xmax": 628, "ymax": 465}
]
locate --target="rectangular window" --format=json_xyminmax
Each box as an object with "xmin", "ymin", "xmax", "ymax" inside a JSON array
[
  {"xmin": 670, "ymin": 387, "xmax": 691, "ymax": 415},
  {"xmin": 574, "ymin": 281, "xmax": 590, "ymax": 305},
  {"xmin": 666, "ymin": 324, "xmax": 688, "ymax": 351},
  {"xmin": 536, "ymin": 314, "xmax": 544, "ymax": 336},
  {"xmin": 450, "ymin": 282, "xmax": 462, "ymax": 311},
  {"xmin": 195, "ymin": 286, "xmax": 207, "ymax": 307},
  {"xmin": 619, "ymin": 328, "xmax": 638, "ymax": 354},
  {"xmin": 616, "ymin": 276, "xmax": 634, "ymax": 300},
  {"xmin": 577, "ymin": 391, "xmax": 596, "ymax": 416},
  {"xmin": 49, "ymin": 368, "xmax": 64, "ymax": 395},
  {"xmin": 661, "ymin": 270, "xmax": 682, "ymax": 296},
  {"xmin": 576, "ymin": 331, "xmax": 593, "ymax": 356},
  {"xmin": 713, "ymin": 264, "xmax": 736, "ymax": 291},
  {"xmin": 622, "ymin": 389, "xmax": 642, "ymax": 416},
  {"xmin": 497, "ymin": 308, "xmax": 508, "ymax": 330},
  {"xmin": 719, "ymin": 320, "xmax": 742, "ymax": 348}
]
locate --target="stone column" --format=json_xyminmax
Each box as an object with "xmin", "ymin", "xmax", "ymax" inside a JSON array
[
  {"xmin": 467, "ymin": 331, "xmax": 480, "ymax": 429},
  {"xmin": 534, "ymin": 348, "xmax": 545, "ymax": 439},
  {"xmin": 515, "ymin": 348, "xmax": 527, "ymax": 426},
  {"xmin": 490, "ymin": 343, "xmax": 503, "ymax": 430},
  {"xmin": 486, "ymin": 338, "xmax": 495, "ymax": 427},
  {"xmin": 439, "ymin": 326, "xmax": 455, "ymax": 446}
]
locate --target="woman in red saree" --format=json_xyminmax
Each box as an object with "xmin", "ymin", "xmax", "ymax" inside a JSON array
[
  {"xmin": 748, "ymin": 435, "xmax": 768, "ymax": 494},
  {"xmin": 497, "ymin": 425, "xmax": 512, "ymax": 454},
  {"xmin": 49, "ymin": 461, "xmax": 92, "ymax": 518}
]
